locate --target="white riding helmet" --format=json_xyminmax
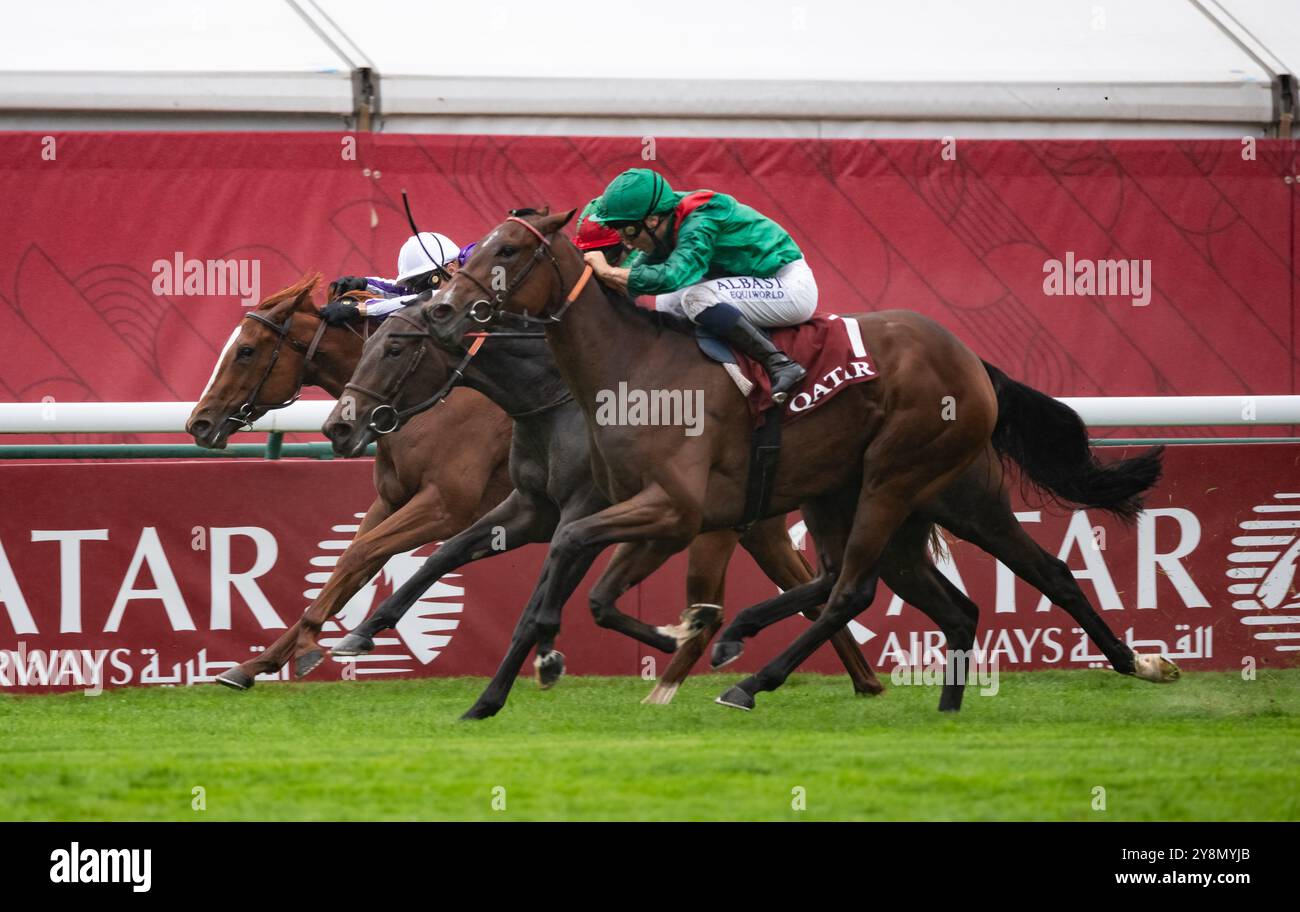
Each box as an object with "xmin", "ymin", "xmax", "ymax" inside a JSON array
[{"xmin": 395, "ymin": 232, "xmax": 461, "ymax": 285}]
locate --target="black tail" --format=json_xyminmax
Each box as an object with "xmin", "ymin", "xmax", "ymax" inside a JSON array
[{"xmin": 982, "ymin": 361, "xmax": 1163, "ymax": 523}]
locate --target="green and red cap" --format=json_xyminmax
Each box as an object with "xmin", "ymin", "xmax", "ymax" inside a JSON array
[{"xmin": 593, "ymin": 169, "xmax": 677, "ymax": 224}]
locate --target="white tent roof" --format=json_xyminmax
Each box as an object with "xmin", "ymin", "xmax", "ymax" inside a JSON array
[{"xmin": 1, "ymin": 0, "xmax": 1294, "ymax": 137}]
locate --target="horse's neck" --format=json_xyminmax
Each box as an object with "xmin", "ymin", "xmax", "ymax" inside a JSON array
[
  {"xmin": 544, "ymin": 285, "xmax": 676, "ymax": 398},
  {"xmin": 301, "ymin": 323, "xmax": 363, "ymax": 399},
  {"xmin": 465, "ymin": 335, "xmax": 572, "ymax": 417}
]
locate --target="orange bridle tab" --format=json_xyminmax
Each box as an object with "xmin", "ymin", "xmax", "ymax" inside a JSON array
[{"xmin": 566, "ymin": 264, "xmax": 594, "ymax": 304}]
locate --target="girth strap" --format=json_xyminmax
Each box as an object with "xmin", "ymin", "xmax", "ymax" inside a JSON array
[{"xmin": 734, "ymin": 406, "xmax": 784, "ymax": 533}]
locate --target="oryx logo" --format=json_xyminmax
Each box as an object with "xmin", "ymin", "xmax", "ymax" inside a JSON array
[
  {"xmin": 1226, "ymin": 493, "xmax": 1300, "ymax": 654},
  {"xmin": 50, "ymin": 843, "xmax": 151, "ymax": 892},
  {"xmin": 308, "ymin": 512, "xmax": 464, "ymax": 675}
]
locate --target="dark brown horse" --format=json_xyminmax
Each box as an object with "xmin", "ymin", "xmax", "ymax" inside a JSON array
[
  {"xmin": 420, "ymin": 210, "xmax": 1178, "ymax": 717},
  {"xmin": 187, "ymin": 275, "xmax": 882, "ymax": 698}
]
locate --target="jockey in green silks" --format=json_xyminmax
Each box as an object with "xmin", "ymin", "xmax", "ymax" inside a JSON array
[{"xmin": 585, "ymin": 168, "xmax": 811, "ymax": 402}]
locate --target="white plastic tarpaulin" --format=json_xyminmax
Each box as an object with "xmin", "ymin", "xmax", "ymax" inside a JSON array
[{"xmin": 0, "ymin": 0, "xmax": 1295, "ymax": 137}]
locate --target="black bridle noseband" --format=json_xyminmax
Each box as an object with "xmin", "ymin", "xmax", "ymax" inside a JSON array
[
  {"xmin": 341, "ymin": 216, "xmax": 591, "ymax": 437},
  {"xmin": 341, "ymin": 310, "xmax": 485, "ymax": 435},
  {"xmin": 225, "ymin": 311, "xmax": 330, "ymax": 430}
]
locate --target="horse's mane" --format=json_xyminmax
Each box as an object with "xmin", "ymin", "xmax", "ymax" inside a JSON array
[
  {"xmin": 256, "ymin": 272, "xmax": 323, "ymax": 313},
  {"xmin": 595, "ymin": 281, "xmax": 696, "ymax": 338}
]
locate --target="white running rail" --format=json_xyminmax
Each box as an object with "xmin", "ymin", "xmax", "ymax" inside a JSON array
[{"xmin": 0, "ymin": 396, "xmax": 1297, "ymax": 434}]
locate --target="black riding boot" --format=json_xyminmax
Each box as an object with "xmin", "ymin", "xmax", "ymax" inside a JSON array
[{"xmin": 723, "ymin": 317, "xmax": 807, "ymax": 404}]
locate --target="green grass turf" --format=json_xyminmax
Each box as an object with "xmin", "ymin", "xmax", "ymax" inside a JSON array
[{"xmin": 1, "ymin": 670, "xmax": 1297, "ymax": 821}]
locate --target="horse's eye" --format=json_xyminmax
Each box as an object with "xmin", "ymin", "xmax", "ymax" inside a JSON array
[
  {"xmin": 384, "ymin": 345, "xmax": 402, "ymax": 358},
  {"xmin": 236, "ymin": 346, "xmax": 255, "ymax": 360},
  {"xmin": 498, "ymin": 246, "xmax": 517, "ymax": 257}
]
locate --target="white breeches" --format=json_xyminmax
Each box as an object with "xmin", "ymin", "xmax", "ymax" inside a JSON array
[{"xmin": 653, "ymin": 257, "xmax": 818, "ymax": 328}]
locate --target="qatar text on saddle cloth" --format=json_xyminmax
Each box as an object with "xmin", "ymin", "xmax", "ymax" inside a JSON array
[{"xmin": 729, "ymin": 314, "xmax": 879, "ymax": 421}]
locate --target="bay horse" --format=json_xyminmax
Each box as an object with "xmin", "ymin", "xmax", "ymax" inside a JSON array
[
  {"xmin": 187, "ymin": 275, "xmax": 881, "ymax": 698},
  {"xmin": 321, "ymin": 304, "xmax": 884, "ymax": 702},
  {"xmin": 418, "ymin": 209, "xmax": 1178, "ymax": 717}
]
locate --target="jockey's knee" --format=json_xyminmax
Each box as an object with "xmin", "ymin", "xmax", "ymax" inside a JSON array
[
  {"xmin": 680, "ymin": 285, "xmax": 723, "ymax": 321},
  {"xmin": 787, "ymin": 296, "xmax": 817, "ymax": 323}
]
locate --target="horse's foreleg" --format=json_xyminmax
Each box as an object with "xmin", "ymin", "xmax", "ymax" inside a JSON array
[
  {"xmin": 461, "ymin": 529, "xmax": 603, "ymax": 720},
  {"xmin": 333, "ymin": 490, "xmax": 557, "ymax": 658},
  {"xmin": 741, "ymin": 516, "xmax": 884, "ymax": 696},
  {"xmin": 215, "ymin": 497, "xmax": 390, "ymax": 690},
  {"xmin": 216, "ymin": 487, "xmax": 462, "ymax": 689}
]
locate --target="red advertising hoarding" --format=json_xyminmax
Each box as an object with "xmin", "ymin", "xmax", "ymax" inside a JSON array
[{"xmin": 2, "ymin": 445, "xmax": 1297, "ymax": 692}]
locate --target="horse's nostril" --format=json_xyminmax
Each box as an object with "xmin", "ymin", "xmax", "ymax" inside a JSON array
[
  {"xmin": 188, "ymin": 419, "xmax": 210, "ymax": 437},
  {"xmin": 325, "ymin": 421, "xmax": 351, "ymax": 441},
  {"xmin": 431, "ymin": 304, "xmax": 452, "ymax": 319}
]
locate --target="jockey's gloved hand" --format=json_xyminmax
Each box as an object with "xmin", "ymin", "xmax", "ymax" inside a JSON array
[
  {"xmin": 328, "ymin": 276, "xmax": 369, "ymax": 297},
  {"xmin": 320, "ymin": 298, "xmax": 363, "ymax": 325}
]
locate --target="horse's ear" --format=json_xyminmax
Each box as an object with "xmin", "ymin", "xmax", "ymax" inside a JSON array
[
  {"xmin": 297, "ymin": 272, "xmax": 323, "ymax": 309},
  {"xmin": 537, "ymin": 208, "xmax": 578, "ymax": 235}
]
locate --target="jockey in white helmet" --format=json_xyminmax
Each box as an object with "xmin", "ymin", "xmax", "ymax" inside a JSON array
[{"xmin": 321, "ymin": 232, "xmax": 466, "ymax": 324}]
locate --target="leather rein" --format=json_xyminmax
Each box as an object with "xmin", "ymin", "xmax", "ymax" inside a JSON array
[{"xmin": 346, "ymin": 217, "xmax": 592, "ymax": 436}]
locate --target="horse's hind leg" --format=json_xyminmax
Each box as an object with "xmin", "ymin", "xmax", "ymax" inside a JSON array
[
  {"xmin": 642, "ymin": 529, "xmax": 737, "ymax": 705},
  {"xmin": 928, "ymin": 451, "xmax": 1177, "ymax": 682},
  {"xmin": 877, "ymin": 518, "xmax": 979, "ymax": 712},
  {"xmin": 718, "ymin": 447, "xmax": 978, "ymax": 710}
]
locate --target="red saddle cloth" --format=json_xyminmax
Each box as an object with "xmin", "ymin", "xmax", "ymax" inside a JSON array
[{"xmin": 733, "ymin": 314, "xmax": 880, "ymax": 421}]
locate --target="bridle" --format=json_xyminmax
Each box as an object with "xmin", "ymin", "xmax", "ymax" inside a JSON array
[
  {"xmin": 343, "ymin": 215, "xmax": 592, "ymax": 437},
  {"xmin": 342, "ymin": 309, "xmax": 487, "ymax": 435},
  {"xmin": 448, "ymin": 216, "xmax": 593, "ymax": 328},
  {"xmin": 225, "ymin": 310, "xmax": 330, "ymax": 429}
]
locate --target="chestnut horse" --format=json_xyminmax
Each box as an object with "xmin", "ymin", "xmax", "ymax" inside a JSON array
[
  {"xmin": 187, "ymin": 275, "xmax": 514, "ymax": 688},
  {"xmin": 418, "ymin": 210, "xmax": 1178, "ymax": 717},
  {"xmin": 187, "ymin": 275, "xmax": 881, "ymax": 698}
]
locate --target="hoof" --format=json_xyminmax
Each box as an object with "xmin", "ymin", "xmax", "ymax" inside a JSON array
[
  {"xmin": 711, "ymin": 639, "xmax": 744, "ymax": 669},
  {"xmin": 295, "ymin": 649, "xmax": 325, "ymax": 679},
  {"xmin": 855, "ymin": 678, "xmax": 886, "ymax": 697},
  {"xmin": 534, "ymin": 650, "xmax": 565, "ymax": 690},
  {"xmin": 1133, "ymin": 653, "xmax": 1181, "ymax": 683},
  {"xmin": 215, "ymin": 668, "xmax": 254, "ymax": 691},
  {"xmin": 331, "ymin": 632, "xmax": 375, "ymax": 657},
  {"xmin": 715, "ymin": 685, "xmax": 755, "ymax": 711},
  {"xmin": 642, "ymin": 682, "xmax": 680, "ymax": 705},
  {"xmin": 460, "ymin": 701, "xmax": 501, "ymax": 721}
]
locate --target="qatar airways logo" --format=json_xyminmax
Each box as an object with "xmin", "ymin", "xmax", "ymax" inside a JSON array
[{"xmin": 1225, "ymin": 492, "xmax": 1300, "ymax": 654}]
